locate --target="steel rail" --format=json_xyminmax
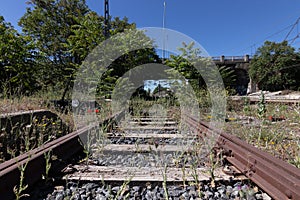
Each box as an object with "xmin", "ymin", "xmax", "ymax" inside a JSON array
[
  {"xmin": 0, "ymin": 125, "xmax": 92, "ymax": 200},
  {"xmin": 0, "ymin": 110, "xmax": 121, "ymax": 200},
  {"xmin": 0, "ymin": 109, "xmax": 62, "ymax": 134},
  {"xmin": 183, "ymin": 113, "xmax": 300, "ymax": 200},
  {"xmin": 230, "ymin": 96, "xmax": 300, "ymax": 105}
]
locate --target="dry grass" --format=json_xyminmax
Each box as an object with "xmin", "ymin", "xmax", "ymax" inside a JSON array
[{"xmin": 0, "ymin": 97, "xmax": 45, "ymax": 113}]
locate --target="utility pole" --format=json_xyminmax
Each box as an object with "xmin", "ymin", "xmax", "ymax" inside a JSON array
[{"xmin": 104, "ymin": 0, "xmax": 110, "ymax": 38}]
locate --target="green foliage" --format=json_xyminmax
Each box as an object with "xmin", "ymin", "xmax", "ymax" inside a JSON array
[
  {"xmin": 0, "ymin": 0, "xmax": 161, "ymax": 99},
  {"xmin": 218, "ymin": 65, "xmax": 236, "ymax": 88},
  {"xmin": 19, "ymin": 0, "xmax": 91, "ymax": 97},
  {"xmin": 242, "ymin": 97, "xmax": 251, "ymax": 114},
  {"xmin": 249, "ymin": 41, "xmax": 300, "ymax": 91},
  {"xmin": 84, "ymin": 29, "xmax": 160, "ymax": 99},
  {"xmin": 0, "ymin": 16, "xmax": 36, "ymax": 96},
  {"xmin": 166, "ymin": 42, "xmax": 236, "ymax": 92},
  {"xmin": 165, "ymin": 42, "xmax": 203, "ymax": 91}
]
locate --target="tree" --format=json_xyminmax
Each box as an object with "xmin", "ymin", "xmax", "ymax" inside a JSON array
[
  {"xmin": 19, "ymin": 0, "xmax": 160, "ymax": 100},
  {"xmin": 249, "ymin": 41, "xmax": 300, "ymax": 91},
  {"xmin": 165, "ymin": 42, "xmax": 204, "ymax": 91},
  {"xmin": 0, "ymin": 16, "xmax": 36, "ymax": 96},
  {"xmin": 94, "ymin": 31, "xmax": 161, "ymax": 98},
  {"xmin": 19, "ymin": 0, "xmax": 90, "ymax": 98},
  {"xmin": 165, "ymin": 42, "xmax": 236, "ymax": 91}
]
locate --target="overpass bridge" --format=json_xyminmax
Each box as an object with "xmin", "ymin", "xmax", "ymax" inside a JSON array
[
  {"xmin": 209, "ymin": 55, "xmax": 254, "ymax": 95},
  {"xmin": 210, "ymin": 55, "xmax": 251, "ymax": 64}
]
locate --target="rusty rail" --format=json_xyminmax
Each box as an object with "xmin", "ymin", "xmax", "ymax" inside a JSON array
[
  {"xmin": 0, "ymin": 109, "xmax": 62, "ymax": 134},
  {"xmin": 0, "ymin": 110, "xmax": 121, "ymax": 200},
  {"xmin": 0, "ymin": 125, "xmax": 91, "ymax": 200},
  {"xmin": 183, "ymin": 113, "xmax": 300, "ymax": 200},
  {"xmin": 230, "ymin": 96, "xmax": 300, "ymax": 105}
]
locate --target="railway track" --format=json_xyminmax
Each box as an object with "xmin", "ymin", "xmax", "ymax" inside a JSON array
[
  {"xmin": 0, "ymin": 109, "xmax": 299, "ymax": 199},
  {"xmin": 230, "ymin": 96, "xmax": 300, "ymax": 105},
  {"xmin": 62, "ymin": 115, "xmax": 237, "ymax": 183},
  {"xmin": 0, "ymin": 110, "xmax": 118, "ymax": 200}
]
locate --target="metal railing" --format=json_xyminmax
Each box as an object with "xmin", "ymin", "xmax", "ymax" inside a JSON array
[{"xmin": 210, "ymin": 55, "xmax": 252, "ymax": 62}]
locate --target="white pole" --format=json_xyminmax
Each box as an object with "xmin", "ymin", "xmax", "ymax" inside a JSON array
[{"xmin": 162, "ymin": 1, "xmax": 166, "ymax": 62}]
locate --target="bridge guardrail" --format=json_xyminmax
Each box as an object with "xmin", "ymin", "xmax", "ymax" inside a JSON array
[{"xmin": 210, "ymin": 55, "xmax": 252, "ymax": 62}]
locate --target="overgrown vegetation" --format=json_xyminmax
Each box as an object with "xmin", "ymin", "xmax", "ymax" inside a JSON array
[
  {"xmin": 0, "ymin": 111, "xmax": 69, "ymax": 163},
  {"xmin": 225, "ymin": 99, "xmax": 300, "ymax": 168}
]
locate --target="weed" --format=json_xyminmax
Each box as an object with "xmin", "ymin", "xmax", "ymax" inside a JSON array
[
  {"xmin": 242, "ymin": 97, "xmax": 251, "ymax": 115},
  {"xmin": 162, "ymin": 163, "xmax": 169, "ymax": 200},
  {"xmin": 289, "ymin": 155, "xmax": 300, "ymax": 168},
  {"xmin": 0, "ymin": 112, "xmax": 69, "ymax": 163},
  {"xmin": 181, "ymin": 158, "xmax": 187, "ymax": 188},
  {"xmin": 190, "ymin": 159, "xmax": 202, "ymax": 197},
  {"xmin": 288, "ymin": 140, "xmax": 300, "ymax": 168},
  {"xmin": 13, "ymin": 160, "xmax": 30, "ymax": 200},
  {"xmin": 42, "ymin": 150, "xmax": 52, "ymax": 183},
  {"xmin": 114, "ymin": 175, "xmax": 133, "ymax": 200},
  {"xmin": 257, "ymin": 91, "xmax": 266, "ymax": 119}
]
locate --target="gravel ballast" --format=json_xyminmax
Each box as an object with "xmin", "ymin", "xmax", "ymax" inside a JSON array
[{"xmin": 27, "ymin": 180, "xmax": 271, "ymax": 200}]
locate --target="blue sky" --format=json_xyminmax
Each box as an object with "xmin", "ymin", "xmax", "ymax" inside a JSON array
[{"xmin": 1, "ymin": 0, "xmax": 300, "ymax": 56}]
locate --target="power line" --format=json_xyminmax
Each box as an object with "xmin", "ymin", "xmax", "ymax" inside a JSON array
[
  {"xmin": 281, "ymin": 16, "xmax": 300, "ymax": 46},
  {"xmin": 232, "ymin": 16, "xmax": 300, "ymax": 55},
  {"xmin": 234, "ymin": 23, "xmax": 294, "ymax": 55},
  {"xmin": 284, "ymin": 17, "xmax": 300, "ymax": 41}
]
